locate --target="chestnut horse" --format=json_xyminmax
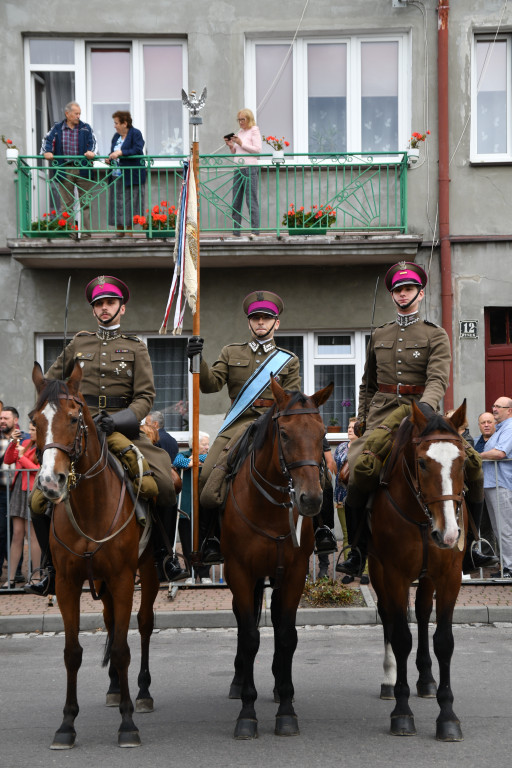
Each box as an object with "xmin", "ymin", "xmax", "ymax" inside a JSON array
[
  {"xmin": 222, "ymin": 377, "xmax": 333, "ymax": 739},
  {"xmin": 369, "ymin": 400, "xmax": 468, "ymax": 741},
  {"xmin": 31, "ymin": 362, "xmax": 160, "ymax": 749}
]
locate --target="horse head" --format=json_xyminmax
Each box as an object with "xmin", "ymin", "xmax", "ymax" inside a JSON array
[
  {"xmin": 269, "ymin": 377, "xmax": 334, "ymax": 518},
  {"xmin": 409, "ymin": 399, "xmax": 467, "ymax": 549},
  {"xmin": 31, "ymin": 361, "xmax": 88, "ymax": 503}
]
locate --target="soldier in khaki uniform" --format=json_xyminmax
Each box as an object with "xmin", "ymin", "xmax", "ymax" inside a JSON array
[
  {"xmin": 187, "ymin": 290, "xmax": 337, "ymax": 563},
  {"xmin": 337, "ymin": 262, "xmax": 452, "ymax": 577},
  {"xmin": 27, "ymin": 275, "xmax": 181, "ymax": 596}
]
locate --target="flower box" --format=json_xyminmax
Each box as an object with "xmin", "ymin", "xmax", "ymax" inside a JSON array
[
  {"xmin": 25, "ymin": 230, "xmax": 72, "ymax": 239},
  {"xmin": 145, "ymin": 229, "xmax": 176, "ymax": 239},
  {"xmin": 288, "ymin": 226, "xmax": 327, "ymax": 236}
]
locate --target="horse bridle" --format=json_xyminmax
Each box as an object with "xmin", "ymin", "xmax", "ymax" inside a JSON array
[
  {"xmin": 39, "ymin": 393, "xmax": 108, "ymax": 488},
  {"xmin": 403, "ymin": 433, "xmax": 465, "ymax": 529}
]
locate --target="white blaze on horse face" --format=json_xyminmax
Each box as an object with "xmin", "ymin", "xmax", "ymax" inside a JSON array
[
  {"xmin": 39, "ymin": 403, "xmax": 63, "ymax": 496},
  {"xmin": 426, "ymin": 441, "xmax": 460, "ymax": 546}
]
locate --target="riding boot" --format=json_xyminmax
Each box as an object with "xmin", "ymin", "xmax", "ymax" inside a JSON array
[
  {"xmin": 317, "ymin": 553, "xmax": 329, "ymax": 580},
  {"xmin": 200, "ymin": 505, "xmax": 224, "ymax": 565},
  {"xmin": 24, "ymin": 513, "xmax": 56, "ymax": 597},
  {"xmin": 153, "ymin": 504, "xmax": 190, "ymax": 582},
  {"xmin": 462, "ymin": 499, "xmax": 498, "ymax": 572},
  {"xmin": 335, "ymin": 501, "xmax": 368, "ymax": 577},
  {"xmin": 314, "ymin": 526, "xmax": 338, "ymax": 554}
]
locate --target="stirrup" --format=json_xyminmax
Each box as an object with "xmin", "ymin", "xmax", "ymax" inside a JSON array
[
  {"xmin": 201, "ymin": 537, "xmax": 224, "ymax": 565},
  {"xmin": 24, "ymin": 566, "xmax": 56, "ymax": 596}
]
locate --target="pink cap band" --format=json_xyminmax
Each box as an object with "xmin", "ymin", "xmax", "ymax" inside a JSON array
[
  {"xmin": 91, "ymin": 282, "xmax": 124, "ymax": 300},
  {"xmin": 390, "ymin": 269, "xmax": 422, "ymax": 287},
  {"xmin": 247, "ymin": 299, "xmax": 280, "ymax": 316}
]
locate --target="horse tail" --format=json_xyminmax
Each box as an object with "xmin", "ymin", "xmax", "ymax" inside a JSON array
[
  {"xmin": 254, "ymin": 579, "xmax": 265, "ymax": 627},
  {"xmin": 102, "ymin": 628, "xmax": 114, "ymax": 668}
]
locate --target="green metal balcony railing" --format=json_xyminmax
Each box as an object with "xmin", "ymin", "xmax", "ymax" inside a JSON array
[{"xmin": 12, "ymin": 152, "xmax": 409, "ymax": 239}]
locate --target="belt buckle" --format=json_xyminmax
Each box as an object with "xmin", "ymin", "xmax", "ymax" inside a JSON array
[
  {"xmin": 98, "ymin": 395, "xmax": 107, "ymax": 409},
  {"xmin": 396, "ymin": 384, "xmax": 402, "ymax": 396}
]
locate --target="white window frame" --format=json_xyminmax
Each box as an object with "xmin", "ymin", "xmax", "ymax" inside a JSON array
[
  {"xmin": 25, "ymin": 37, "xmax": 188, "ymax": 166},
  {"xmin": 276, "ymin": 329, "xmax": 368, "ymax": 437},
  {"xmin": 471, "ymin": 33, "xmax": 512, "ymax": 163},
  {"xmin": 245, "ymin": 33, "xmax": 410, "ymax": 157}
]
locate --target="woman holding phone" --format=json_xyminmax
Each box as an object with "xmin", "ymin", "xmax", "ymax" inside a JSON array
[{"xmin": 224, "ymin": 108, "xmax": 262, "ymax": 237}]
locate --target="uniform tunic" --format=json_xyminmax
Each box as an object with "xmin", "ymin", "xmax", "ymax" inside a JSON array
[
  {"xmin": 198, "ymin": 338, "xmax": 301, "ymax": 490},
  {"xmin": 348, "ymin": 316, "xmax": 451, "ymax": 499},
  {"xmin": 45, "ymin": 329, "xmax": 176, "ymax": 507}
]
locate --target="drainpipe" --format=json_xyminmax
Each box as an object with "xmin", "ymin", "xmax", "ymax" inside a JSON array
[{"xmin": 438, "ymin": 0, "xmax": 454, "ymax": 409}]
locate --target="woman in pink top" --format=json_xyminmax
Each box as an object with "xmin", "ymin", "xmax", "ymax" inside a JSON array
[{"xmin": 225, "ymin": 108, "xmax": 262, "ymax": 236}]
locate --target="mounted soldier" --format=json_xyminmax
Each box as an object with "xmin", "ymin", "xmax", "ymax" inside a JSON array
[
  {"xmin": 27, "ymin": 274, "xmax": 184, "ymax": 596},
  {"xmin": 187, "ymin": 290, "xmax": 338, "ymax": 564}
]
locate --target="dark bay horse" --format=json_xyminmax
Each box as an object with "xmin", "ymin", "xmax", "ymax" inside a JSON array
[
  {"xmin": 222, "ymin": 377, "xmax": 333, "ymax": 739},
  {"xmin": 369, "ymin": 400, "xmax": 468, "ymax": 741},
  {"xmin": 31, "ymin": 362, "xmax": 160, "ymax": 749}
]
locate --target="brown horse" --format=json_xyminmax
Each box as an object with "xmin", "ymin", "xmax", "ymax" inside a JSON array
[
  {"xmin": 222, "ymin": 377, "xmax": 333, "ymax": 739},
  {"xmin": 31, "ymin": 362, "xmax": 160, "ymax": 749},
  {"xmin": 369, "ymin": 400, "xmax": 468, "ymax": 741}
]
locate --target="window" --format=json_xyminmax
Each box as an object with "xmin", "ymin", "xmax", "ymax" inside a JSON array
[
  {"xmin": 488, "ymin": 308, "xmax": 512, "ymax": 345},
  {"xmin": 25, "ymin": 38, "xmax": 188, "ymax": 157},
  {"xmin": 472, "ymin": 35, "xmax": 510, "ymax": 160},
  {"xmin": 37, "ymin": 333, "xmax": 190, "ymax": 436},
  {"xmin": 275, "ymin": 330, "xmax": 368, "ymax": 433},
  {"xmin": 246, "ymin": 35, "xmax": 408, "ymax": 154}
]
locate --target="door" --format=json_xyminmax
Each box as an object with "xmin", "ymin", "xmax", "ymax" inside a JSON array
[{"xmin": 484, "ymin": 307, "xmax": 512, "ymax": 410}]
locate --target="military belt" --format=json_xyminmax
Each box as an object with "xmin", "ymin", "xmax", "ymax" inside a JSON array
[
  {"xmin": 230, "ymin": 397, "xmax": 274, "ymax": 408},
  {"xmin": 378, "ymin": 384, "xmax": 425, "ymax": 396},
  {"xmin": 84, "ymin": 394, "xmax": 130, "ymax": 410}
]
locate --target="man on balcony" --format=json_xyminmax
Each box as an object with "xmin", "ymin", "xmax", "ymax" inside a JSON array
[{"xmin": 41, "ymin": 101, "xmax": 97, "ymax": 239}]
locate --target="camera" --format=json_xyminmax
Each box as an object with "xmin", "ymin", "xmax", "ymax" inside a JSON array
[{"xmin": 224, "ymin": 132, "xmax": 235, "ymax": 140}]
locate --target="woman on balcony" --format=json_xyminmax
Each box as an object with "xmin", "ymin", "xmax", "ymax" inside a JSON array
[
  {"xmin": 106, "ymin": 111, "xmax": 147, "ymax": 236},
  {"xmin": 225, "ymin": 108, "xmax": 261, "ymax": 237}
]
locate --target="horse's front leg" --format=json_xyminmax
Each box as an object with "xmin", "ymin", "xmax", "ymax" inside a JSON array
[
  {"xmin": 109, "ymin": 572, "xmax": 140, "ymax": 747},
  {"xmin": 230, "ymin": 581, "xmax": 261, "ymax": 740},
  {"xmin": 228, "ymin": 597, "xmax": 245, "ymax": 700},
  {"xmin": 51, "ymin": 576, "xmax": 83, "ymax": 750},
  {"xmin": 433, "ymin": 586, "xmax": 463, "ymax": 742},
  {"xmin": 102, "ymin": 589, "xmax": 121, "ymax": 707},
  {"xmin": 415, "ymin": 577, "xmax": 437, "ymax": 698},
  {"xmin": 270, "ymin": 581, "xmax": 301, "ymax": 737},
  {"xmin": 135, "ymin": 549, "xmax": 160, "ymax": 713}
]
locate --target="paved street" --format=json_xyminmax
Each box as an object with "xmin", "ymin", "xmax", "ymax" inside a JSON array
[{"xmin": 0, "ymin": 623, "xmax": 510, "ymax": 768}]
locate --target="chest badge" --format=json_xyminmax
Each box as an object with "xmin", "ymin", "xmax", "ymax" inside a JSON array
[
  {"xmin": 413, "ymin": 351, "xmax": 421, "ymax": 358},
  {"xmin": 119, "ymin": 362, "xmax": 127, "ymax": 369}
]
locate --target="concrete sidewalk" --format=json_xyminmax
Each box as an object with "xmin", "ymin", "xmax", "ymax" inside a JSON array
[{"xmin": 1, "ymin": 569, "xmax": 511, "ymax": 634}]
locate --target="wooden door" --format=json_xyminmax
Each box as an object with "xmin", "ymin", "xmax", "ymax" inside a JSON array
[{"xmin": 485, "ymin": 308, "xmax": 512, "ymax": 410}]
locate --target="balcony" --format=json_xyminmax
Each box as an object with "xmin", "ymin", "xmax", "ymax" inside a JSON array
[{"xmin": 7, "ymin": 152, "xmax": 420, "ymax": 269}]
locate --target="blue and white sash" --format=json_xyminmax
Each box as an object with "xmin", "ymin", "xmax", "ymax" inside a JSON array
[{"xmin": 218, "ymin": 348, "xmax": 293, "ymax": 435}]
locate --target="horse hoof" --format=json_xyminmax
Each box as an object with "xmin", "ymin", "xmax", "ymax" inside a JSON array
[
  {"xmin": 417, "ymin": 681, "xmax": 437, "ymax": 698},
  {"xmin": 275, "ymin": 714, "xmax": 300, "ymax": 736},
  {"xmin": 436, "ymin": 720, "xmax": 463, "ymax": 742},
  {"xmin": 135, "ymin": 697, "xmax": 154, "ymax": 713},
  {"xmin": 228, "ymin": 683, "xmax": 242, "ymax": 699},
  {"xmin": 380, "ymin": 684, "xmax": 395, "ymax": 700},
  {"xmin": 50, "ymin": 730, "xmax": 76, "ymax": 750},
  {"xmin": 118, "ymin": 729, "xmax": 142, "ymax": 748},
  {"xmin": 390, "ymin": 714, "xmax": 416, "ymax": 736},
  {"xmin": 106, "ymin": 693, "xmax": 121, "ymax": 707},
  {"xmin": 234, "ymin": 718, "xmax": 258, "ymax": 739}
]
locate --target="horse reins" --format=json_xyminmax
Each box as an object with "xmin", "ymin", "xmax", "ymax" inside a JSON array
[
  {"xmin": 384, "ymin": 432, "xmax": 465, "ymax": 579},
  {"xmin": 229, "ymin": 402, "xmax": 324, "ymax": 585}
]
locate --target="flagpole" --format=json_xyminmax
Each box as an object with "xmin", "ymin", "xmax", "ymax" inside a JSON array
[{"xmin": 182, "ymin": 88, "xmax": 207, "ymax": 556}]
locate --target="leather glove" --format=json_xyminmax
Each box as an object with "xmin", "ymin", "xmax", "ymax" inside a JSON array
[
  {"xmin": 95, "ymin": 408, "xmax": 140, "ymax": 440},
  {"xmin": 353, "ymin": 419, "xmax": 366, "ymax": 438},
  {"xmin": 416, "ymin": 401, "xmax": 435, "ymax": 419},
  {"xmin": 186, "ymin": 336, "xmax": 204, "ymax": 360}
]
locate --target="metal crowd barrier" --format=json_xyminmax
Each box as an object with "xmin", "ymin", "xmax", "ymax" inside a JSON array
[{"xmin": 0, "ymin": 468, "xmax": 39, "ymax": 593}]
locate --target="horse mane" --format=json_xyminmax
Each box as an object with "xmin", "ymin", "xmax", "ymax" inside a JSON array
[
  {"xmin": 227, "ymin": 390, "xmax": 309, "ymax": 474},
  {"xmin": 381, "ymin": 410, "xmax": 459, "ymax": 486},
  {"xmin": 30, "ymin": 378, "xmax": 71, "ymax": 418}
]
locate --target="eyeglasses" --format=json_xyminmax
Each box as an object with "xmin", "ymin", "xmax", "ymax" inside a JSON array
[
  {"xmin": 493, "ymin": 404, "xmax": 510, "ymax": 409},
  {"xmin": 238, "ymin": 118, "xmax": 246, "ymax": 122}
]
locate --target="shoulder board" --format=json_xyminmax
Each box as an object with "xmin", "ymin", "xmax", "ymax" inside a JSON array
[
  {"xmin": 226, "ymin": 342, "xmax": 247, "ymax": 348},
  {"xmin": 423, "ymin": 320, "xmax": 441, "ymax": 328},
  {"xmin": 276, "ymin": 345, "xmax": 296, "ymax": 357},
  {"xmin": 75, "ymin": 330, "xmax": 95, "ymax": 337},
  {"xmin": 121, "ymin": 334, "xmax": 142, "ymax": 342},
  {"xmin": 375, "ymin": 321, "xmax": 395, "ymax": 329}
]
